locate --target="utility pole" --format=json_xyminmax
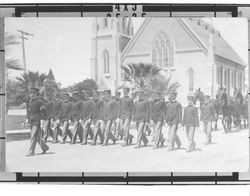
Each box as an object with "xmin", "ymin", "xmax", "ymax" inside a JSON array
[{"xmin": 17, "ymin": 29, "xmax": 33, "ymax": 73}]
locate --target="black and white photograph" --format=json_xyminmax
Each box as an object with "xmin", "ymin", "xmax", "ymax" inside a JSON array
[{"xmin": 4, "ymin": 17, "xmax": 249, "ymax": 172}]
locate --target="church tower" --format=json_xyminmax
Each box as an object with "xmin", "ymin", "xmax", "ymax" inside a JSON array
[{"xmin": 90, "ymin": 17, "xmax": 133, "ymax": 92}]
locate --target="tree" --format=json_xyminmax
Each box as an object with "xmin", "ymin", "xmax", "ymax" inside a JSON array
[
  {"xmin": 121, "ymin": 62, "xmax": 161, "ymax": 91},
  {"xmin": 42, "ymin": 68, "xmax": 61, "ymax": 99},
  {"xmin": 5, "ymin": 33, "xmax": 23, "ymax": 71},
  {"xmin": 68, "ymin": 79, "xmax": 98, "ymax": 94}
]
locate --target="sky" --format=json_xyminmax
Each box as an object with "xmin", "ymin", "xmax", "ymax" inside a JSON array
[{"xmin": 5, "ymin": 17, "xmax": 248, "ymax": 88}]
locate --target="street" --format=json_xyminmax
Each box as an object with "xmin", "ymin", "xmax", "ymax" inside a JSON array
[{"xmin": 6, "ymin": 124, "xmax": 249, "ymax": 172}]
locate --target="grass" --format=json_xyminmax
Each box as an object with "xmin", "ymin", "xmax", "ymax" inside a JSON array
[{"xmin": 6, "ymin": 115, "xmax": 26, "ymax": 131}]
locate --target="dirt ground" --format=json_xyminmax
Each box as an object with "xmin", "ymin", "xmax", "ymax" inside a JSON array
[{"xmin": 6, "ymin": 122, "xmax": 249, "ymax": 173}]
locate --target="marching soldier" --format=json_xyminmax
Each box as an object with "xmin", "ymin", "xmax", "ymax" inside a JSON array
[
  {"xmin": 132, "ymin": 90, "xmax": 149, "ymax": 149},
  {"xmin": 166, "ymin": 90, "xmax": 182, "ymax": 151},
  {"xmin": 182, "ymin": 94, "xmax": 199, "ymax": 152},
  {"xmin": 91, "ymin": 90, "xmax": 104, "ymax": 145},
  {"xmin": 150, "ymin": 91, "xmax": 166, "ymax": 149},
  {"xmin": 60, "ymin": 92, "xmax": 73, "ymax": 144},
  {"xmin": 52, "ymin": 94, "xmax": 63, "ymax": 143},
  {"xmin": 81, "ymin": 90, "xmax": 94, "ymax": 145},
  {"xmin": 25, "ymin": 87, "xmax": 49, "ymax": 156},
  {"xmin": 113, "ymin": 91, "xmax": 123, "ymax": 140},
  {"xmin": 102, "ymin": 89, "xmax": 117, "ymax": 146},
  {"xmin": 200, "ymin": 95, "xmax": 215, "ymax": 144},
  {"xmin": 41, "ymin": 95, "xmax": 54, "ymax": 143},
  {"xmin": 71, "ymin": 91, "xmax": 83, "ymax": 144}
]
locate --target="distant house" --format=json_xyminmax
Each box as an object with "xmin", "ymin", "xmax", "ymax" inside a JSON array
[{"xmin": 90, "ymin": 18, "xmax": 246, "ymax": 104}]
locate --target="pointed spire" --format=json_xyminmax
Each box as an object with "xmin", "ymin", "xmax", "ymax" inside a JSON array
[{"xmin": 47, "ymin": 68, "xmax": 55, "ymax": 81}]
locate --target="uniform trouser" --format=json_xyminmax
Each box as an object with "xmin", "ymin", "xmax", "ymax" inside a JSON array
[
  {"xmin": 93, "ymin": 119, "xmax": 104, "ymax": 144},
  {"xmin": 61, "ymin": 120, "xmax": 73, "ymax": 142},
  {"xmin": 103, "ymin": 120, "xmax": 116, "ymax": 145},
  {"xmin": 153, "ymin": 120, "xmax": 164, "ymax": 148},
  {"xmin": 114, "ymin": 119, "xmax": 124, "ymax": 139},
  {"xmin": 135, "ymin": 121, "xmax": 149, "ymax": 148},
  {"xmin": 71, "ymin": 120, "xmax": 83, "ymax": 143},
  {"xmin": 203, "ymin": 121, "xmax": 212, "ymax": 143},
  {"xmin": 169, "ymin": 124, "xmax": 181, "ymax": 149},
  {"xmin": 81, "ymin": 120, "xmax": 93, "ymax": 144},
  {"xmin": 122, "ymin": 118, "xmax": 133, "ymax": 144},
  {"xmin": 41, "ymin": 119, "xmax": 52, "ymax": 141},
  {"xmin": 53, "ymin": 119, "xmax": 62, "ymax": 142},
  {"xmin": 185, "ymin": 126, "xmax": 196, "ymax": 150},
  {"xmin": 28, "ymin": 124, "xmax": 49, "ymax": 155}
]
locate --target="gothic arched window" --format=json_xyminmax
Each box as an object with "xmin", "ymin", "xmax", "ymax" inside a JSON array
[
  {"xmin": 152, "ymin": 30, "xmax": 174, "ymax": 68},
  {"xmin": 103, "ymin": 50, "xmax": 110, "ymax": 74},
  {"xmin": 188, "ymin": 67, "xmax": 194, "ymax": 92}
]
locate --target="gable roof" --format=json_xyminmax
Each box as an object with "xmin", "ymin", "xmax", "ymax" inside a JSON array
[
  {"xmin": 122, "ymin": 18, "xmax": 246, "ymax": 67},
  {"xmin": 182, "ymin": 18, "xmax": 246, "ymax": 66}
]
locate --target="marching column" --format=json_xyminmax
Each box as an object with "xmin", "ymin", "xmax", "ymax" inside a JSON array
[{"xmin": 52, "ymin": 94, "xmax": 63, "ymax": 143}]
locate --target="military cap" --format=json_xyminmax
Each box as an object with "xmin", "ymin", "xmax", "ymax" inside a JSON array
[
  {"xmin": 169, "ymin": 90, "xmax": 177, "ymax": 95},
  {"xmin": 63, "ymin": 92, "xmax": 71, "ymax": 96},
  {"xmin": 123, "ymin": 87, "xmax": 130, "ymax": 91},
  {"xmin": 115, "ymin": 91, "xmax": 121, "ymax": 95},
  {"xmin": 72, "ymin": 90, "xmax": 80, "ymax": 95},
  {"xmin": 104, "ymin": 89, "xmax": 111, "ymax": 94}
]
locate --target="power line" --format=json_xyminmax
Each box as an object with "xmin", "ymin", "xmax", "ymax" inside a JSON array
[{"xmin": 17, "ymin": 29, "xmax": 33, "ymax": 73}]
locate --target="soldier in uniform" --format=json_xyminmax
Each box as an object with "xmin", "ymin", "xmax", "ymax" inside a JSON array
[
  {"xmin": 132, "ymin": 90, "xmax": 149, "ymax": 149},
  {"xmin": 25, "ymin": 87, "xmax": 49, "ymax": 156},
  {"xmin": 41, "ymin": 95, "xmax": 54, "ymax": 143},
  {"xmin": 81, "ymin": 90, "xmax": 94, "ymax": 145},
  {"xmin": 120, "ymin": 87, "xmax": 134, "ymax": 146},
  {"xmin": 182, "ymin": 94, "xmax": 199, "ymax": 152},
  {"xmin": 113, "ymin": 91, "xmax": 123, "ymax": 140},
  {"xmin": 91, "ymin": 90, "xmax": 104, "ymax": 145},
  {"xmin": 102, "ymin": 89, "xmax": 117, "ymax": 146},
  {"xmin": 60, "ymin": 93, "xmax": 73, "ymax": 144},
  {"xmin": 71, "ymin": 91, "xmax": 83, "ymax": 144},
  {"xmin": 150, "ymin": 91, "xmax": 166, "ymax": 149},
  {"xmin": 52, "ymin": 94, "xmax": 63, "ymax": 143},
  {"xmin": 165, "ymin": 90, "xmax": 182, "ymax": 151},
  {"xmin": 200, "ymin": 95, "xmax": 215, "ymax": 144}
]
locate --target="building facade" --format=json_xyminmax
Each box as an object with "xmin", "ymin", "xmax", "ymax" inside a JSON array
[{"xmin": 91, "ymin": 18, "xmax": 246, "ymax": 105}]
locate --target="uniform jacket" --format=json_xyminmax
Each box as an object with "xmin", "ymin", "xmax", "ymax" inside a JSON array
[
  {"xmin": 71, "ymin": 100, "xmax": 82, "ymax": 121},
  {"xmin": 53, "ymin": 100, "xmax": 63, "ymax": 120},
  {"xmin": 61, "ymin": 100, "xmax": 73, "ymax": 122},
  {"xmin": 150, "ymin": 98, "xmax": 166, "ymax": 122},
  {"xmin": 182, "ymin": 104, "xmax": 199, "ymax": 127},
  {"xmin": 132, "ymin": 98, "xmax": 150, "ymax": 123},
  {"xmin": 92, "ymin": 98, "xmax": 103, "ymax": 121},
  {"xmin": 81, "ymin": 99, "xmax": 94, "ymax": 121},
  {"xmin": 120, "ymin": 96, "xmax": 133, "ymax": 120},
  {"xmin": 200, "ymin": 102, "xmax": 215, "ymax": 122},
  {"xmin": 113, "ymin": 98, "xmax": 121, "ymax": 119},
  {"xmin": 165, "ymin": 100, "xmax": 182, "ymax": 125},
  {"xmin": 44, "ymin": 100, "xmax": 54, "ymax": 120},
  {"xmin": 26, "ymin": 96, "xmax": 44, "ymax": 127},
  {"xmin": 102, "ymin": 98, "xmax": 116, "ymax": 121}
]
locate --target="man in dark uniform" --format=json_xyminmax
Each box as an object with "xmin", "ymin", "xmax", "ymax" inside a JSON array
[
  {"xmin": 71, "ymin": 91, "xmax": 83, "ymax": 144},
  {"xmin": 60, "ymin": 93, "xmax": 73, "ymax": 144},
  {"xmin": 25, "ymin": 87, "xmax": 49, "ymax": 156},
  {"xmin": 200, "ymin": 95, "xmax": 215, "ymax": 144},
  {"xmin": 150, "ymin": 91, "xmax": 166, "ymax": 149},
  {"xmin": 113, "ymin": 91, "xmax": 123, "ymax": 140},
  {"xmin": 120, "ymin": 87, "xmax": 134, "ymax": 146},
  {"xmin": 132, "ymin": 90, "xmax": 149, "ymax": 149},
  {"xmin": 166, "ymin": 90, "xmax": 182, "ymax": 151},
  {"xmin": 91, "ymin": 90, "xmax": 104, "ymax": 145},
  {"xmin": 52, "ymin": 94, "xmax": 63, "ymax": 143},
  {"xmin": 81, "ymin": 90, "xmax": 94, "ymax": 145},
  {"xmin": 102, "ymin": 89, "xmax": 117, "ymax": 146},
  {"xmin": 41, "ymin": 95, "xmax": 54, "ymax": 143},
  {"xmin": 182, "ymin": 94, "xmax": 199, "ymax": 152}
]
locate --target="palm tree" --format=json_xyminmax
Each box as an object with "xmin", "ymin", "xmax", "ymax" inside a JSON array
[
  {"xmin": 5, "ymin": 33, "xmax": 23, "ymax": 71},
  {"xmin": 121, "ymin": 62, "xmax": 161, "ymax": 90},
  {"xmin": 146, "ymin": 74, "xmax": 180, "ymax": 96}
]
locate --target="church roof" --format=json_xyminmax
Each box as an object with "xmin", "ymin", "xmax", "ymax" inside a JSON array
[
  {"xmin": 122, "ymin": 18, "xmax": 246, "ymax": 67},
  {"xmin": 182, "ymin": 18, "xmax": 246, "ymax": 66}
]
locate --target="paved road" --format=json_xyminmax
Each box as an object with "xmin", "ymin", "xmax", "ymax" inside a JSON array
[{"xmin": 6, "ymin": 124, "xmax": 249, "ymax": 172}]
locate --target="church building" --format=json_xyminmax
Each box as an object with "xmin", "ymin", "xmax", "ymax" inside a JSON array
[{"xmin": 90, "ymin": 17, "xmax": 246, "ymax": 104}]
